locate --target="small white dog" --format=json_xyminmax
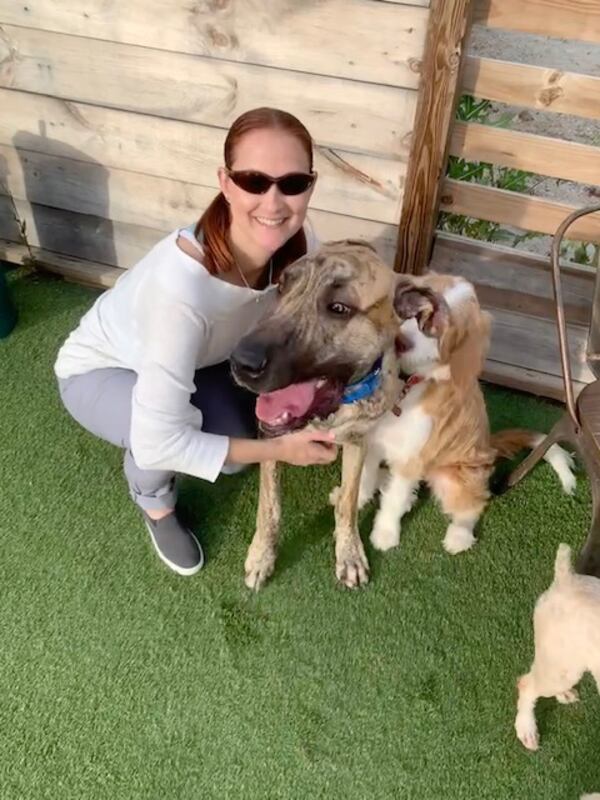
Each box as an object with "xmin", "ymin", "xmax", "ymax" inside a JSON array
[{"xmin": 515, "ymin": 543, "xmax": 600, "ymax": 751}]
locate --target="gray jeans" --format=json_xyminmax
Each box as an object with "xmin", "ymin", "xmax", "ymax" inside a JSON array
[{"xmin": 57, "ymin": 362, "xmax": 256, "ymax": 512}]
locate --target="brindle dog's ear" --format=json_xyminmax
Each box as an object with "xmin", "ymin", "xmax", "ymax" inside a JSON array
[
  {"xmin": 279, "ymin": 255, "xmax": 308, "ymax": 289},
  {"xmin": 326, "ymin": 239, "xmax": 378, "ymax": 253},
  {"xmin": 393, "ymin": 278, "xmax": 449, "ymax": 337}
]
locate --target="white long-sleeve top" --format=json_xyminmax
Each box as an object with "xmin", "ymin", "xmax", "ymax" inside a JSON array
[{"xmin": 55, "ymin": 224, "xmax": 318, "ymax": 482}]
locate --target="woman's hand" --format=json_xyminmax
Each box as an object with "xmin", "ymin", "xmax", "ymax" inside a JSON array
[
  {"xmin": 226, "ymin": 429, "xmax": 338, "ymax": 467},
  {"xmin": 274, "ymin": 429, "xmax": 338, "ymax": 466}
]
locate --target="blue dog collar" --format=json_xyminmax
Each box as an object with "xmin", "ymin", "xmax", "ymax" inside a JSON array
[{"xmin": 341, "ymin": 358, "xmax": 383, "ymax": 405}]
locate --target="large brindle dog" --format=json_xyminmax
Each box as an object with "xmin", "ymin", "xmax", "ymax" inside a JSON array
[{"xmin": 230, "ymin": 240, "xmax": 424, "ymax": 591}]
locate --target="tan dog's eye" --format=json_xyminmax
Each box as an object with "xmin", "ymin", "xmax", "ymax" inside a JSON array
[{"xmin": 328, "ymin": 302, "xmax": 353, "ymax": 317}]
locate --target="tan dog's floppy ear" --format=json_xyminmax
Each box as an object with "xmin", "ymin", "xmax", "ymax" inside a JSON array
[
  {"xmin": 393, "ymin": 278, "xmax": 449, "ymax": 337},
  {"xmin": 445, "ymin": 308, "xmax": 492, "ymax": 391}
]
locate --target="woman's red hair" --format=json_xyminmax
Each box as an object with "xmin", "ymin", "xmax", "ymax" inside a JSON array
[{"xmin": 195, "ymin": 107, "xmax": 313, "ymax": 286}]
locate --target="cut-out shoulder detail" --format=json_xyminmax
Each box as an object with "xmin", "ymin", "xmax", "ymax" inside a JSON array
[{"xmin": 176, "ymin": 230, "xmax": 204, "ymax": 263}]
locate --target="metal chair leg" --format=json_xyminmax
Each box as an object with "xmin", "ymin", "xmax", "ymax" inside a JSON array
[
  {"xmin": 575, "ymin": 490, "xmax": 600, "ymax": 578},
  {"xmin": 575, "ymin": 436, "xmax": 600, "ymax": 577},
  {"xmin": 507, "ymin": 413, "xmax": 575, "ymax": 489}
]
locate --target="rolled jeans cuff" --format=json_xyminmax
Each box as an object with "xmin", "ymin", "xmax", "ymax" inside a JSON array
[{"xmin": 129, "ymin": 484, "xmax": 178, "ymax": 512}]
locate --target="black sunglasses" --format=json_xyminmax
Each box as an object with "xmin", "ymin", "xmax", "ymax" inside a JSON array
[{"xmin": 226, "ymin": 169, "xmax": 315, "ymax": 196}]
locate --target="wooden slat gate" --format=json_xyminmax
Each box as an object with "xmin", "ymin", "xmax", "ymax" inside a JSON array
[{"xmin": 397, "ymin": 0, "xmax": 600, "ymax": 399}]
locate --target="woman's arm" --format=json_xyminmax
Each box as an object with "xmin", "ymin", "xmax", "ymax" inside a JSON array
[
  {"xmin": 227, "ymin": 428, "xmax": 337, "ymax": 467},
  {"xmin": 130, "ymin": 280, "xmax": 231, "ymax": 481}
]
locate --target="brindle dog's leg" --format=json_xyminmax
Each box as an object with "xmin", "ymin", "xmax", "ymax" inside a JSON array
[
  {"xmin": 245, "ymin": 459, "xmax": 280, "ymax": 590},
  {"xmin": 334, "ymin": 441, "xmax": 369, "ymax": 587}
]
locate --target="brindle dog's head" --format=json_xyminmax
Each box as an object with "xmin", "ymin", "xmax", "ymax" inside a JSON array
[
  {"xmin": 230, "ymin": 240, "xmax": 425, "ymax": 435},
  {"xmin": 231, "ymin": 240, "xmax": 396, "ymax": 435}
]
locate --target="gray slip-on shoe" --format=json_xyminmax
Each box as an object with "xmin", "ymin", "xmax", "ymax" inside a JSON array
[{"xmin": 142, "ymin": 510, "xmax": 204, "ymax": 576}]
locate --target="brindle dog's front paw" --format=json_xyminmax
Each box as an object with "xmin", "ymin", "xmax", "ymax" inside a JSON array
[
  {"xmin": 335, "ymin": 538, "xmax": 370, "ymax": 588},
  {"xmin": 244, "ymin": 544, "xmax": 276, "ymax": 591}
]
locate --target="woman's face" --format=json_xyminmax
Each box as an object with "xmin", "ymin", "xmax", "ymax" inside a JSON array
[{"xmin": 218, "ymin": 127, "xmax": 316, "ymax": 266}]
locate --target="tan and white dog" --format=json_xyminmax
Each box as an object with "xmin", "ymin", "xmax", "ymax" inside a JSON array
[
  {"xmin": 357, "ymin": 273, "xmax": 576, "ymax": 555},
  {"xmin": 515, "ymin": 543, "xmax": 600, "ymax": 751}
]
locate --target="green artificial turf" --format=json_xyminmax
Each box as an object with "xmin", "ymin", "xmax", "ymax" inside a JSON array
[{"xmin": 1, "ymin": 268, "xmax": 598, "ymax": 799}]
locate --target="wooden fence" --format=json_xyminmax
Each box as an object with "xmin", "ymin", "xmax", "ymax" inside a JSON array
[
  {"xmin": 428, "ymin": 0, "xmax": 600, "ymax": 399},
  {"xmin": 1, "ymin": 0, "xmax": 599, "ymax": 400},
  {"xmin": 0, "ymin": 0, "xmax": 436, "ymax": 286}
]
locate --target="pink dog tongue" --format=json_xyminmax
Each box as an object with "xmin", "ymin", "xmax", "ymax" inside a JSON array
[{"xmin": 256, "ymin": 379, "xmax": 319, "ymax": 424}]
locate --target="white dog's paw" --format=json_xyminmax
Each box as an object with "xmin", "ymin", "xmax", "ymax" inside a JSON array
[
  {"xmin": 370, "ymin": 521, "xmax": 400, "ymax": 551},
  {"xmin": 443, "ymin": 524, "xmax": 476, "ymax": 555},
  {"xmin": 515, "ymin": 714, "xmax": 539, "ymax": 751},
  {"xmin": 328, "ymin": 486, "xmax": 340, "ymax": 506},
  {"xmin": 244, "ymin": 545, "xmax": 276, "ymax": 591},
  {"xmin": 556, "ymin": 688, "xmax": 579, "ymax": 704},
  {"xmin": 335, "ymin": 538, "xmax": 370, "ymax": 588}
]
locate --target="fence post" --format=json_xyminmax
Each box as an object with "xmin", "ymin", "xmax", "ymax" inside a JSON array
[{"xmin": 395, "ymin": 0, "xmax": 474, "ymax": 275}]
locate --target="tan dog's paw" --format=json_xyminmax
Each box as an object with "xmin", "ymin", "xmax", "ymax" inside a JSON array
[
  {"xmin": 556, "ymin": 688, "xmax": 579, "ymax": 704},
  {"xmin": 328, "ymin": 486, "xmax": 340, "ymax": 506},
  {"xmin": 244, "ymin": 545, "xmax": 276, "ymax": 591},
  {"xmin": 335, "ymin": 538, "xmax": 370, "ymax": 588},
  {"xmin": 515, "ymin": 714, "xmax": 539, "ymax": 751},
  {"xmin": 443, "ymin": 524, "xmax": 476, "ymax": 555}
]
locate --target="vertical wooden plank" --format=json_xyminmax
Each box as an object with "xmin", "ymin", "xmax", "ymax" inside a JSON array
[{"xmin": 395, "ymin": 0, "xmax": 473, "ymax": 274}]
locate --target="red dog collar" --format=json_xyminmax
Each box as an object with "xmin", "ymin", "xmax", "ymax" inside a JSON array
[{"xmin": 391, "ymin": 374, "xmax": 425, "ymax": 416}]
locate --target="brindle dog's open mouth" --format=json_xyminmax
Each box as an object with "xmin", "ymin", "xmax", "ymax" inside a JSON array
[
  {"xmin": 246, "ymin": 337, "xmax": 413, "ymax": 438},
  {"xmin": 255, "ymin": 376, "xmax": 345, "ymax": 436}
]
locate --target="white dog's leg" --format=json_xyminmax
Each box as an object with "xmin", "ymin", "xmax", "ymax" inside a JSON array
[
  {"xmin": 429, "ymin": 471, "xmax": 486, "ymax": 555},
  {"xmin": 515, "ymin": 673, "xmax": 540, "ymax": 751},
  {"xmin": 370, "ymin": 471, "xmax": 418, "ymax": 551},
  {"xmin": 443, "ymin": 511, "xmax": 480, "ymax": 555}
]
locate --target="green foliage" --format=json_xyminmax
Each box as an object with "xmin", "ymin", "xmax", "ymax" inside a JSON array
[
  {"xmin": 440, "ymin": 96, "xmax": 597, "ymax": 267},
  {"xmin": 561, "ymin": 239, "xmax": 600, "ymax": 267},
  {"xmin": 439, "ymin": 95, "xmax": 535, "ymax": 245}
]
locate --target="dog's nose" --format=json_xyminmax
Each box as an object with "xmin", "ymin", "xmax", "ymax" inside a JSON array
[{"xmin": 231, "ymin": 338, "xmax": 269, "ymax": 374}]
